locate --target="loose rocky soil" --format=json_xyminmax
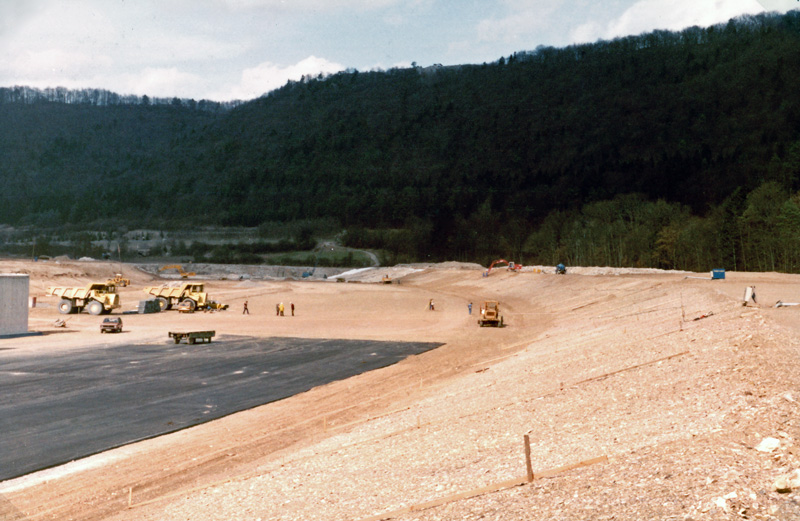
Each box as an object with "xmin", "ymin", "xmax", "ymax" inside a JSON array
[{"xmin": 1, "ymin": 259, "xmax": 799, "ymax": 520}]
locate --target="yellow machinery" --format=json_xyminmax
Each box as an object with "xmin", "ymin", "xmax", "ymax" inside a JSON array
[
  {"xmin": 176, "ymin": 300, "xmax": 228, "ymax": 313},
  {"xmin": 478, "ymin": 300, "xmax": 504, "ymax": 327},
  {"xmin": 159, "ymin": 265, "xmax": 196, "ymax": 278},
  {"xmin": 107, "ymin": 273, "xmax": 130, "ymax": 287},
  {"xmin": 143, "ymin": 282, "xmax": 209, "ymax": 311},
  {"xmin": 47, "ymin": 283, "xmax": 121, "ymax": 315}
]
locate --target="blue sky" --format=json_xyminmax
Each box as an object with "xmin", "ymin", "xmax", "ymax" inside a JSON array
[{"xmin": 0, "ymin": 0, "xmax": 796, "ymax": 101}]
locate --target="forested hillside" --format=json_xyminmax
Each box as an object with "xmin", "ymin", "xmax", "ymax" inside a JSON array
[{"xmin": 2, "ymin": 11, "xmax": 800, "ymax": 271}]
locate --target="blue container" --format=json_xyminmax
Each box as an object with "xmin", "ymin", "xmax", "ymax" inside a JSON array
[{"xmin": 712, "ymin": 269, "xmax": 725, "ymax": 280}]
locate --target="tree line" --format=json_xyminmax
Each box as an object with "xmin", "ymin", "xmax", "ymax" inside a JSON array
[
  {"xmin": 0, "ymin": 11, "xmax": 799, "ymax": 271},
  {"xmin": 0, "ymin": 85, "xmax": 241, "ymax": 112}
]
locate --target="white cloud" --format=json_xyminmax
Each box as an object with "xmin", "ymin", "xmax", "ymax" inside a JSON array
[
  {"xmin": 10, "ymin": 1, "xmax": 118, "ymax": 49},
  {"xmin": 119, "ymin": 67, "xmax": 206, "ymax": 98},
  {"xmin": 2, "ymin": 48, "xmax": 113, "ymax": 81},
  {"xmin": 476, "ymin": 1, "xmax": 563, "ymax": 45},
  {"xmin": 217, "ymin": 0, "xmax": 400, "ymax": 11},
  {"xmin": 214, "ymin": 55, "xmax": 346, "ymax": 100},
  {"xmin": 0, "ymin": 1, "xmax": 41, "ymax": 38},
  {"xmin": 571, "ymin": 0, "xmax": 765, "ymax": 43},
  {"xmin": 755, "ymin": 0, "xmax": 800, "ymax": 11},
  {"xmin": 121, "ymin": 33, "xmax": 245, "ymax": 66}
]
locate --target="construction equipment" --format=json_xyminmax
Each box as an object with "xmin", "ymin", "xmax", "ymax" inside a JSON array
[
  {"xmin": 176, "ymin": 299, "xmax": 229, "ymax": 313},
  {"xmin": 302, "ymin": 256, "xmax": 318, "ymax": 278},
  {"xmin": 143, "ymin": 282, "xmax": 219, "ymax": 311},
  {"xmin": 478, "ymin": 300, "xmax": 504, "ymax": 327},
  {"xmin": 107, "ymin": 273, "xmax": 130, "ymax": 287},
  {"xmin": 556, "ymin": 263, "xmax": 566, "ymax": 275},
  {"xmin": 169, "ymin": 331, "xmax": 215, "ymax": 344},
  {"xmin": 484, "ymin": 259, "xmax": 523, "ymax": 276},
  {"xmin": 177, "ymin": 300, "xmax": 195, "ymax": 313},
  {"xmin": 382, "ymin": 275, "xmax": 392, "ymax": 284},
  {"xmin": 159, "ymin": 265, "xmax": 196, "ymax": 278},
  {"xmin": 47, "ymin": 283, "xmax": 121, "ymax": 315}
]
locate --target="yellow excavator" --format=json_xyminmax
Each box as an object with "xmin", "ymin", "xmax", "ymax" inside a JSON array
[{"xmin": 159, "ymin": 265, "xmax": 196, "ymax": 278}]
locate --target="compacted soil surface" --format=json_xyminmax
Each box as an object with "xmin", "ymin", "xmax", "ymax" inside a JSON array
[{"xmin": 1, "ymin": 259, "xmax": 799, "ymax": 520}]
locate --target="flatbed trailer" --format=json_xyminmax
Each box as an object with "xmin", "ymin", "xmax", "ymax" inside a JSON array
[{"xmin": 168, "ymin": 330, "xmax": 215, "ymax": 344}]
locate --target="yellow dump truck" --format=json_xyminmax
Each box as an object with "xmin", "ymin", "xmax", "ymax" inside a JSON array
[
  {"xmin": 47, "ymin": 283, "xmax": 121, "ymax": 315},
  {"xmin": 143, "ymin": 282, "xmax": 210, "ymax": 311}
]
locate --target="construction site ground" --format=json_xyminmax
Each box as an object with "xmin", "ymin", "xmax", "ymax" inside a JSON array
[{"xmin": 1, "ymin": 259, "xmax": 800, "ymax": 520}]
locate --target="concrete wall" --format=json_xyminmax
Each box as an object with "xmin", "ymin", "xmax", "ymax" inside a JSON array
[{"xmin": 0, "ymin": 274, "xmax": 29, "ymax": 337}]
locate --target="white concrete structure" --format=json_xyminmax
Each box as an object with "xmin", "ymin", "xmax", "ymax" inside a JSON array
[{"xmin": 0, "ymin": 274, "xmax": 29, "ymax": 337}]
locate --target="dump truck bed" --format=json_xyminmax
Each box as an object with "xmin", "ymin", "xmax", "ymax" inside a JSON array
[
  {"xmin": 145, "ymin": 286, "xmax": 188, "ymax": 298},
  {"xmin": 47, "ymin": 287, "xmax": 93, "ymax": 299}
]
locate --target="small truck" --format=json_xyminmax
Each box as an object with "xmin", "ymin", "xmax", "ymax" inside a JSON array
[{"xmin": 47, "ymin": 283, "xmax": 121, "ymax": 315}]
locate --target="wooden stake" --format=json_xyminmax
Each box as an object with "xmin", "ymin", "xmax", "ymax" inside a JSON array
[
  {"xmin": 128, "ymin": 487, "xmax": 132, "ymax": 508},
  {"xmin": 680, "ymin": 289, "xmax": 685, "ymax": 330},
  {"xmin": 524, "ymin": 435, "xmax": 534, "ymax": 482}
]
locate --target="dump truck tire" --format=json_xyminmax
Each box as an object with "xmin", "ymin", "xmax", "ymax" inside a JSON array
[
  {"xmin": 181, "ymin": 298, "xmax": 197, "ymax": 311},
  {"xmin": 156, "ymin": 297, "xmax": 170, "ymax": 311},
  {"xmin": 58, "ymin": 299, "xmax": 74, "ymax": 314},
  {"xmin": 87, "ymin": 300, "xmax": 104, "ymax": 316}
]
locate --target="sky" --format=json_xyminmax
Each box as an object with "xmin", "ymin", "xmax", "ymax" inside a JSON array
[{"xmin": 0, "ymin": 0, "xmax": 797, "ymax": 102}]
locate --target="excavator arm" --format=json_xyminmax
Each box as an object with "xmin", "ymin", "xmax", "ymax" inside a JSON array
[{"xmin": 159, "ymin": 265, "xmax": 196, "ymax": 278}]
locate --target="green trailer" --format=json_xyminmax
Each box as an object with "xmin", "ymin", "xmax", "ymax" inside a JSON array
[{"xmin": 168, "ymin": 330, "xmax": 215, "ymax": 344}]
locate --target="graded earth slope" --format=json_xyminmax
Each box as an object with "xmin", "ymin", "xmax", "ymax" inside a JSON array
[{"xmin": 1, "ymin": 260, "xmax": 799, "ymax": 520}]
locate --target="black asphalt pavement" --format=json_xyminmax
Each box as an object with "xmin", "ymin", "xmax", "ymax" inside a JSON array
[{"xmin": 0, "ymin": 336, "xmax": 441, "ymax": 481}]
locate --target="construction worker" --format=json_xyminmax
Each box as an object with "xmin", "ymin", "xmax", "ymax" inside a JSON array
[
  {"xmin": 468, "ymin": 302, "xmax": 472, "ymax": 315},
  {"xmin": 291, "ymin": 302, "xmax": 295, "ymax": 316},
  {"xmin": 429, "ymin": 299, "xmax": 435, "ymax": 311},
  {"xmin": 279, "ymin": 302, "xmax": 285, "ymax": 316},
  {"xmin": 242, "ymin": 300, "xmax": 249, "ymax": 315}
]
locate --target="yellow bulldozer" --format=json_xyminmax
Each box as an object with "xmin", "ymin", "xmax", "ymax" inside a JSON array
[
  {"xmin": 107, "ymin": 273, "xmax": 130, "ymax": 287},
  {"xmin": 47, "ymin": 283, "xmax": 121, "ymax": 315},
  {"xmin": 478, "ymin": 300, "xmax": 504, "ymax": 327}
]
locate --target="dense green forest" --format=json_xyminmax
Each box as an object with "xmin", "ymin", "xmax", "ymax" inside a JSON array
[{"xmin": 2, "ymin": 11, "xmax": 800, "ymax": 271}]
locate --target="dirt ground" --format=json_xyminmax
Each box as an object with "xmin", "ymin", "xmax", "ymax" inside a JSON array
[{"xmin": 1, "ymin": 259, "xmax": 800, "ymax": 520}]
